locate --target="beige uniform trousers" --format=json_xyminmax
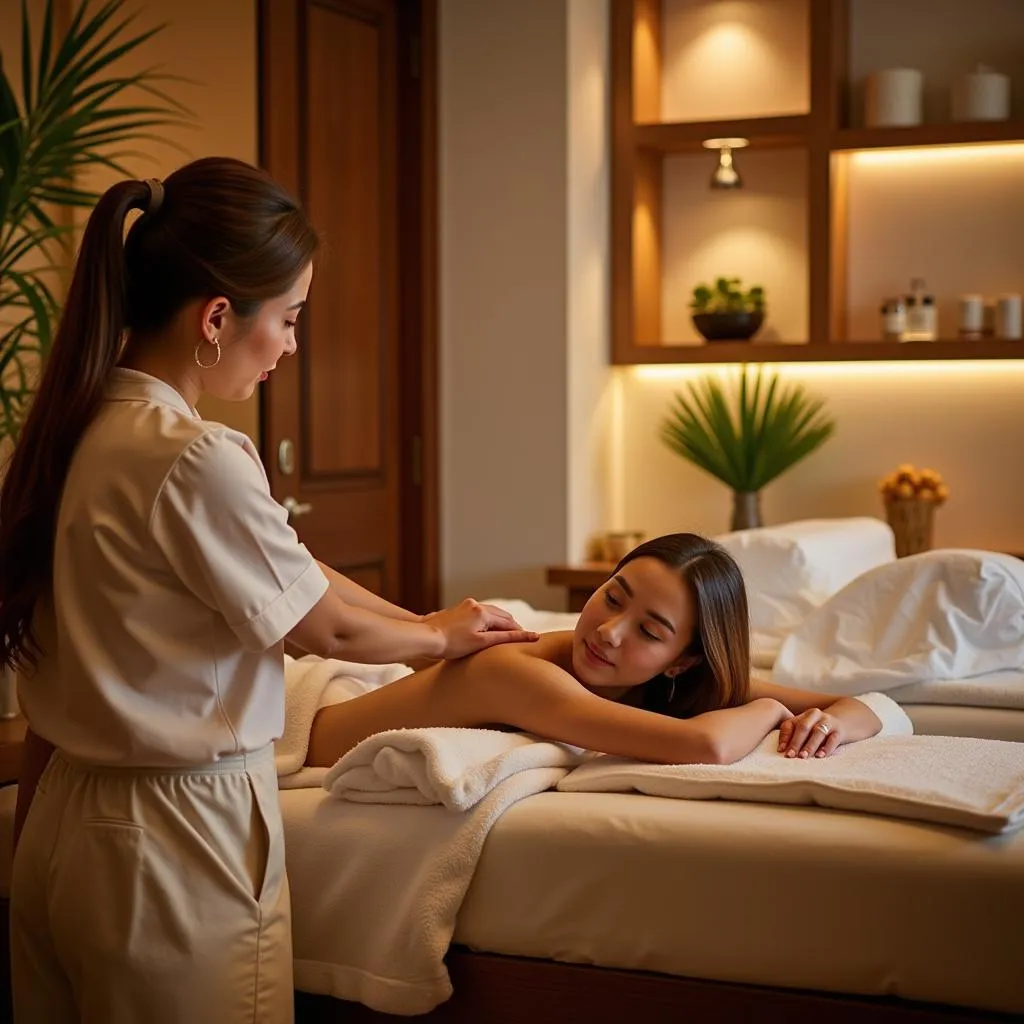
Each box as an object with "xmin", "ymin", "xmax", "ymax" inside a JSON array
[{"xmin": 10, "ymin": 744, "xmax": 293, "ymax": 1024}]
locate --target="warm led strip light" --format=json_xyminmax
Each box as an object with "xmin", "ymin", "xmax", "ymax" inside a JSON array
[{"xmin": 630, "ymin": 359, "xmax": 1024, "ymax": 382}]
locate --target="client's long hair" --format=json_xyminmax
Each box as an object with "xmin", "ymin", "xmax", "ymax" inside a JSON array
[{"xmin": 614, "ymin": 533, "xmax": 750, "ymax": 718}]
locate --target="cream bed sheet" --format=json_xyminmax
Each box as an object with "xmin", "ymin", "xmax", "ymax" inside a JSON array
[
  {"xmin": 282, "ymin": 788, "xmax": 1024, "ymax": 1017},
  {"xmin": 905, "ymin": 704, "xmax": 1024, "ymax": 742}
]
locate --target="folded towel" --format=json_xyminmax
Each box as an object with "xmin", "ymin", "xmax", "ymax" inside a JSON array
[
  {"xmin": 558, "ymin": 731, "xmax": 1024, "ymax": 834},
  {"xmin": 322, "ymin": 727, "xmax": 585, "ymax": 810},
  {"xmin": 276, "ymin": 655, "xmax": 412, "ymax": 787},
  {"xmin": 304, "ymin": 726, "xmax": 583, "ymax": 1014}
]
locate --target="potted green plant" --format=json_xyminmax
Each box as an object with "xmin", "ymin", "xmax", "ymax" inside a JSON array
[
  {"xmin": 660, "ymin": 366, "xmax": 836, "ymax": 531},
  {"xmin": 0, "ymin": 0, "xmax": 188, "ymax": 449},
  {"xmin": 690, "ymin": 277, "xmax": 765, "ymax": 342}
]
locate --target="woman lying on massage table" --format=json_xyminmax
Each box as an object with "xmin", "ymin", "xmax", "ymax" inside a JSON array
[{"xmin": 306, "ymin": 534, "xmax": 883, "ymax": 767}]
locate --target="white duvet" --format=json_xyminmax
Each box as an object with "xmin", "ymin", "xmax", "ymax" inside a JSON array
[{"xmin": 772, "ymin": 550, "xmax": 1024, "ymax": 697}]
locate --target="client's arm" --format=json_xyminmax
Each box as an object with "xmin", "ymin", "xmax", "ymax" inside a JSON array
[
  {"xmin": 307, "ymin": 638, "xmax": 792, "ymax": 767},
  {"xmin": 749, "ymin": 677, "xmax": 882, "ymax": 756}
]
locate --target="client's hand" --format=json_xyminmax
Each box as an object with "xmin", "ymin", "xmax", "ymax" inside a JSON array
[
  {"xmin": 778, "ymin": 708, "xmax": 842, "ymax": 759},
  {"xmin": 426, "ymin": 599, "xmax": 540, "ymax": 660},
  {"xmin": 779, "ymin": 697, "xmax": 885, "ymax": 759}
]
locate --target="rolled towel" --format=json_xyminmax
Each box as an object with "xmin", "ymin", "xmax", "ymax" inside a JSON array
[
  {"xmin": 323, "ymin": 727, "xmax": 585, "ymax": 810},
  {"xmin": 851, "ymin": 691, "xmax": 914, "ymax": 736}
]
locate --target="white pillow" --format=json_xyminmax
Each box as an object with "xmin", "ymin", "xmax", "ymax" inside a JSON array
[
  {"xmin": 715, "ymin": 518, "xmax": 896, "ymax": 632},
  {"xmin": 772, "ymin": 550, "xmax": 1024, "ymax": 695}
]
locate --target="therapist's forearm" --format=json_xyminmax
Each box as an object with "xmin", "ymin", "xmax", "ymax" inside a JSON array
[
  {"xmin": 316, "ymin": 561, "xmax": 423, "ymax": 622},
  {"xmin": 289, "ymin": 595, "xmax": 446, "ymax": 664}
]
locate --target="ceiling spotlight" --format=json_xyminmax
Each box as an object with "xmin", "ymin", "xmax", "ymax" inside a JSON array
[{"xmin": 702, "ymin": 137, "xmax": 749, "ymax": 190}]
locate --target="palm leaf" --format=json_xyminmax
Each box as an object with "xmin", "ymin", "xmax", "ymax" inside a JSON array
[
  {"xmin": 0, "ymin": 0, "xmax": 191, "ymax": 443},
  {"xmin": 660, "ymin": 367, "xmax": 836, "ymax": 495}
]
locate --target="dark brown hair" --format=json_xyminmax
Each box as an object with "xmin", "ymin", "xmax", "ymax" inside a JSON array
[
  {"xmin": 615, "ymin": 533, "xmax": 751, "ymax": 718},
  {"xmin": 0, "ymin": 157, "xmax": 318, "ymax": 671}
]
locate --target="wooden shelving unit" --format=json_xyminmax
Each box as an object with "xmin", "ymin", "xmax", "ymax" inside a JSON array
[
  {"xmin": 612, "ymin": 0, "xmax": 1024, "ymax": 365},
  {"xmin": 635, "ymin": 115, "xmax": 810, "ymax": 154},
  {"xmin": 622, "ymin": 340, "xmax": 1024, "ymax": 365}
]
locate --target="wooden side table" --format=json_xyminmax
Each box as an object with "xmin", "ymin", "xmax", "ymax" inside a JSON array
[{"xmin": 546, "ymin": 563, "xmax": 615, "ymax": 612}]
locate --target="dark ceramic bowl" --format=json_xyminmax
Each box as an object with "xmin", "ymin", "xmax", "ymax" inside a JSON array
[{"xmin": 692, "ymin": 311, "xmax": 764, "ymax": 342}]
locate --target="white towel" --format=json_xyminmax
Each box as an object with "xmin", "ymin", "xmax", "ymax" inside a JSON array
[
  {"xmin": 300, "ymin": 727, "xmax": 583, "ymax": 1014},
  {"xmin": 558, "ymin": 731, "xmax": 1024, "ymax": 834},
  {"xmin": 276, "ymin": 655, "xmax": 412, "ymax": 788},
  {"xmin": 322, "ymin": 726, "xmax": 584, "ymax": 809}
]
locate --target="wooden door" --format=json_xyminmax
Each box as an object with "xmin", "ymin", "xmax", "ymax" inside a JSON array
[{"xmin": 259, "ymin": 0, "xmax": 438, "ymax": 610}]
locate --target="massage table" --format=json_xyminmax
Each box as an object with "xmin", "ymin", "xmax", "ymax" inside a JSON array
[
  {"xmin": 0, "ymin": 728, "xmax": 1020, "ymax": 1024},
  {"xmin": 0, "ymin": 777, "xmax": 1014, "ymax": 1023},
  {"xmin": 284, "ymin": 785, "xmax": 1024, "ymax": 1023}
]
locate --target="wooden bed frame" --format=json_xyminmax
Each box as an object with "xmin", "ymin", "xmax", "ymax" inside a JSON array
[{"xmin": 294, "ymin": 946, "xmax": 1014, "ymax": 1024}]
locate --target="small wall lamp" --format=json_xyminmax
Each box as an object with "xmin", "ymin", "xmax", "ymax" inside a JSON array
[{"xmin": 703, "ymin": 137, "xmax": 749, "ymax": 189}]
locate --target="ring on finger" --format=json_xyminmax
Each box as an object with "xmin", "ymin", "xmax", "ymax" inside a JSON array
[{"xmin": 815, "ymin": 722, "xmax": 830, "ymax": 735}]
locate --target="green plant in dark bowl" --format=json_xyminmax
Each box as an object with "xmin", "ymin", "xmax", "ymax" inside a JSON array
[{"xmin": 690, "ymin": 277, "xmax": 765, "ymax": 342}]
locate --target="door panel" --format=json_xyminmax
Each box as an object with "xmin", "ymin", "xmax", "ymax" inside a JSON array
[
  {"xmin": 260, "ymin": 0, "xmax": 403, "ymax": 600},
  {"xmin": 306, "ymin": 4, "xmax": 384, "ymax": 476}
]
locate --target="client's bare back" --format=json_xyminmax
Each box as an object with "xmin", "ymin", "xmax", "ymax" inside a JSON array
[{"xmin": 306, "ymin": 632, "xmax": 576, "ymax": 767}]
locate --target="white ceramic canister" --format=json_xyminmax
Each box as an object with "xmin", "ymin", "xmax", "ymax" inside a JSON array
[
  {"xmin": 865, "ymin": 68, "xmax": 923, "ymax": 127},
  {"xmin": 951, "ymin": 64, "xmax": 1010, "ymax": 122}
]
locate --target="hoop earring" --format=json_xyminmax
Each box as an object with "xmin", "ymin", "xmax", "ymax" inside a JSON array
[
  {"xmin": 194, "ymin": 337, "xmax": 221, "ymax": 368},
  {"xmin": 667, "ymin": 679, "xmax": 677, "ymax": 705}
]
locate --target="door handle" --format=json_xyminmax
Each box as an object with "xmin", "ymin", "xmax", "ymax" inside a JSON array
[{"xmin": 282, "ymin": 496, "xmax": 313, "ymax": 519}]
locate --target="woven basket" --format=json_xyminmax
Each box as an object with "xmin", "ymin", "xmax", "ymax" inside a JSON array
[{"xmin": 884, "ymin": 498, "xmax": 935, "ymax": 558}]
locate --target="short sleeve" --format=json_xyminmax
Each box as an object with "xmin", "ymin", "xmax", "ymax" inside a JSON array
[{"xmin": 151, "ymin": 430, "xmax": 329, "ymax": 650}]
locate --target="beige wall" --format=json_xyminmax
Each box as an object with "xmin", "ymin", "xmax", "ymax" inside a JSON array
[
  {"xmin": 617, "ymin": 361, "xmax": 1024, "ymax": 552},
  {"xmin": 660, "ymin": 0, "xmax": 809, "ymax": 121},
  {"xmin": 439, "ymin": 0, "xmax": 571, "ymax": 607},
  {"xmin": 3, "ymin": 0, "xmax": 260, "ymax": 441},
  {"xmin": 567, "ymin": 0, "xmax": 615, "ymax": 566}
]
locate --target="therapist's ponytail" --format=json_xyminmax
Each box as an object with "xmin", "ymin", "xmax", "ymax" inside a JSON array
[
  {"xmin": 1, "ymin": 157, "xmax": 318, "ymax": 671},
  {"xmin": 0, "ymin": 180, "xmax": 146, "ymax": 670}
]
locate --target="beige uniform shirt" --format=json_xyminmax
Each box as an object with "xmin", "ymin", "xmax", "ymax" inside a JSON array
[{"xmin": 19, "ymin": 368, "xmax": 328, "ymax": 767}]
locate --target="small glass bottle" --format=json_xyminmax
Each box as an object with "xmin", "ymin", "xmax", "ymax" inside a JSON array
[
  {"xmin": 904, "ymin": 278, "xmax": 937, "ymax": 341},
  {"xmin": 881, "ymin": 298, "xmax": 907, "ymax": 341},
  {"xmin": 958, "ymin": 294, "xmax": 984, "ymax": 341}
]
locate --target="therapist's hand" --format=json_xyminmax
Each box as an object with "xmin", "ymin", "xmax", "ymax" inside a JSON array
[{"xmin": 426, "ymin": 599, "xmax": 540, "ymax": 660}]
